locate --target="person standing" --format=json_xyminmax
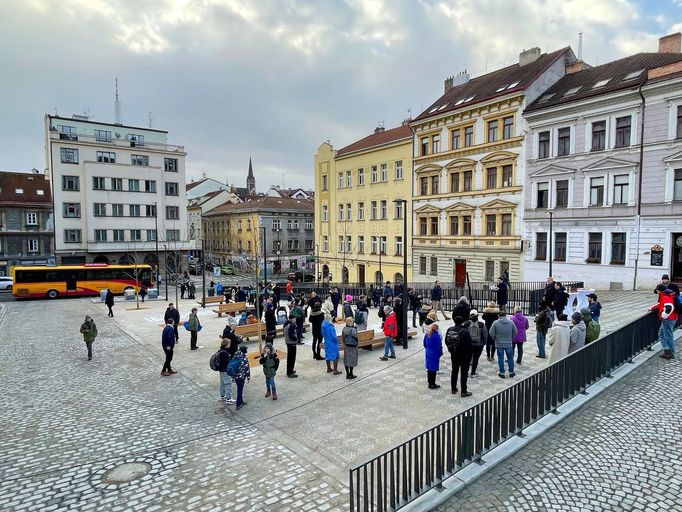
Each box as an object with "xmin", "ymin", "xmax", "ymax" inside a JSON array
[
  {"xmin": 308, "ymin": 291, "xmax": 322, "ymax": 311},
  {"xmin": 651, "ymin": 284, "xmax": 678, "ymax": 359},
  {"xmin": 383, "ymin": 281, "xmax": 393, "ymax": 298},
  {"xmin": 283, "ymin": 314, "xmax": 299, "ymax": 378},
  {"xmin": 140, "ymin": 286, "xmax": 147, "ymax": 303},
  {"xmin": 394, "ymin": 296, "xmax": 405, "ymax": 345},
  {"xmin": 180, "ymin": 281, "xmax": 186, "ymax": 299},
  {"xmin": 217, "ymin": 338, "xmax": 235, "ymax": 405},
  {"xmin": 264, "ymin": 304, "xmax": 277, "ymax": 344},
  {"xmin": 293, "ymin": 299, "xmax": 305, "ymax": 342},
  {"xmin": 547, "ymin": 314, "xmax": 571, "ymax": 364},
  {"xmin": 342, "ymin": 317, "xmax": 359, "ymax": 380},
  {"xmin": 233, "ymin": 345, "xmax": 251, "ymax": 410},
  {"xmin": 309, "ymin": 303, "xmax": 325, "ymax": 360},
  {"xmin": 322, "ymin": 314, "xmax": 342, "ymax": 375},
  {"xmin": 587, "ymin": 293, "xmax": 602, "ymax": 323},
  {"xmin": 511, "ymin": 306, "xmax": 529, "ymax": 364},
  {"xmin": 452, "ymin": 296, "xmax": 471, "ymax": 321},
  {"xmin": 161, "ymin": 318, "xmax": 177, "ymax": 376},
  {"xmin": 482, "ymin": 302, "xmax": 500, "ymax": 361},
  {"xmin": 343, "ymin": 295, "xmax": 354, "ymax": 320},
  {"xmin": 430, "ymin": 281, "xmax": 451, "ymax": 320},
  {"xmin": 534, "ymin": 300, "xmax": 553, "ymax": 359},
  {"xmin": 79, "ymin": 315, "xmax": 98, "ymax": 361},
  {"xmin": 272, "ymin": 283, "xmax": 281, "ymax": 309},
  {"xmin": 235, "ymin": 286, "xmax": 247, "ymax": 303},
  {"xmin": 188, "ymin": 281, "xmax": 196, "ymax": 300},
  {"xmin": 372, "ymin": 286, "xmax": 381, "ymax": 310},
  {"xmin": 466, "ymin": 310, "xmax": 487, "ymax": 377},
  {"xmin": 568, "ymin": 312, "xmax": 586, "ymax": 354},
  {"xmin": 495, "ymin": 277, "xmax": 508, "ymax": 309},
  {"xmin": 424, "ymin": 323, "xmax": 443, "ymax": 389},
  {"xmin": 260, "ymin": 342, "xmax": 280, "ymax": 400},
  {"xmin": 581, "ymin": 307, "xmax": 600, "ymax": 344},
  {"xmin": 543, "ymin": 276, "xmax": 557, "ymax": 305},
  {"xmin": 164, "ymin": 303, "xmax": 180, "ymax": 343},
  {"xmin": 330, "ymin": 287, "xmax": 340, "ymax": 321},
  {"xmin": 408, "ymin": 288, "xmax": 421, "ymax": 328},
  {"xmin": 489, "ymin": 308, "xmax": 517, "ymax": 378},
  {"xmin": 354, "ymin": 300, "xmax": 368, "ymax": 331},
  {"xmin": 222, "ymin": 324, "xmax": 240, "ymax": 357},
  {"xmin": 552, "ymin": 282, "xmax": 569, "ymax": 319},
  {"xmin": 105, "ymin": 289, "xmax": 114, "ymax": 317},
  {"xmin": 188, "ymin": 307, "xmax": 201, "ymax": 350},
  {"xmin": 379, "ymin": 306, "xmax": 397, "ymax": 361},
  {"xmin": 445, "ymin": 317, "xmax": 473, "ymax": 397}
]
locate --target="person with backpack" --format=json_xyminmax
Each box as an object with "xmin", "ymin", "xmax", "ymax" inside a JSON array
[
  {"xmin": 322, "ymin": 314, "xmax": 342, "ymax": 375},
  {"xmin": 581, "ymin": 307, "xmax": 600, "ymax": 344},
  {"xmin": 228, "ymin": 345, "xmax": 250, "ymax": 410},
  {"xmin": 342, "ymin": 317, "xmax": 359, "ymax": 379},
  {"xmin": 259, "ymin": 342, "xmax": 280, "ymax": 400},
  {"xmin": 188, "ymin": 307, "xmax": 201, "ymax": 350},
  {"xmin": 510, "ymin": 306, "xmax": 529, "ymax": 364},
  {"xmin": 534, "ymin": 300, "xmax": 553, "ymax": 359},
  {"xmin": 79, "ymin": 315, "xmax": 98, "ymax": 361},
  {"xmin": 651, "ymin": 284, "xmax": 678, "ymax": 360},
  {"xmin": 489, "ymin": 308, "xmax": 518, "ymax": 378},
  {"xmin": 342, "ymin": 295, "xmax": 354, "ymax": 320},
  {"xmin": 283, "ymin": 314, "xmax": 299, "ymax": 378},
  {"xmin": 354, "ymin": 300, "xmax": 368, "ymax": 332},
  {"xmin": 423, "ymin": 322, "xmax": 443, "ymax": 389},
  {"xmin": 161, "ymin": 318, "xmax": 177, "ymax": 376},
  {"xmin": 445, "ymin": 316, "xmax": 473, "ymax": 397},
  {"xmin": 466, "ymin": 310, "xmax": 488, "ymax": 377},
  {"xmin": 213, "ymin": 338, "xmax": 235, "ymax": 405},
  {"xmin": 482, "ymin": 302, "xmax": 500, "ymax": 361},
  {"xmin": 293, "ymin": 299, "xmax": 305, "ymax": 342},
  {"xmin": 379, "ymin": 306, "xmax": 397, "ymax": 361}
]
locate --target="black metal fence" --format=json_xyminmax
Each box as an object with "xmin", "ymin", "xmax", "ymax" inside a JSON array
[
  {"xmin": 348, "ymin": 311, "xmax": 659, "ymax": 511},
  {"xmin": 293, "ymin": 281, "xmax": 584, "ymax": 316}
]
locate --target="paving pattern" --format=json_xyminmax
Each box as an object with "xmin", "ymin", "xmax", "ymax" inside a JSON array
[{"xmin": 436, "ymin": 338, "xmax": 682, "ymax": 512}]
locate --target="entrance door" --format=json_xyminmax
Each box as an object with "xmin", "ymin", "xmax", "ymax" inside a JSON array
[
  {"xmin": 672, "ymin": 233, "xmax": 682, "ymax": 281},
  {"xmin": 66, "ymin": 272, "xmax": 77, "ymax": 292},
  {"xmin": 358, "ymin": 264, "xmax": 366, "ymax": 286},
  {"xmin": 454, "ymin": 259, "xmax": 466, "ymax": 288}
]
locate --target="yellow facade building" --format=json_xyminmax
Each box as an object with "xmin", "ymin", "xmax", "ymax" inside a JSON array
[{"xmin": 314, "ymin": 124, "xmax": 413, "ymax": 285}]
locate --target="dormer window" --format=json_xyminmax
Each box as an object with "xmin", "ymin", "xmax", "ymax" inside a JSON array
[
  {"xmin": 15, "ymin": 188, "xmax": 23, "ymax": 194},
  {"xmin": 622, "ymin": 69, "xmax": 644, "ymax": 82},
  {"xmin": 592, "ymin": 79, "xmax": 611, "ymax": 89}
]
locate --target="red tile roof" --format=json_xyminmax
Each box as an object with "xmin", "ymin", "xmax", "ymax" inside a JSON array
[
  {"xmin": 205, "ymin": 196, "xmax": 314, "ymax": 216},
  {"xmin": 186, "ymin": 178, "xmax": 209, "ymax": 191},
  {"xmin": 0, "ymin": 171, "xmax": 52, "ymax": 206},
  {"xmin": 336, "ymin": 125, "xmax": 413, "ymax": 157}
]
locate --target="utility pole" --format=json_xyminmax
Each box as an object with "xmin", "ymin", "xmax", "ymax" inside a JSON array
[
  {"xmin": 548, "ymin": 211, "xmax": 553, "ymax": 278},
  {"xmin": 394, "ymin": 199, "xmax": 409, "ymax": 349},
  {"xmin": 163, "ymin": 244, "xmax": 168, "ymax": 301},
  {"xmin": 154, "ymin": 202, "xmax": 160, "ymax": 291}
]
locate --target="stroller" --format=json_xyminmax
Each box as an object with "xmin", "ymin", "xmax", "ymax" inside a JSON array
[{"xmin": 276, "ymin": 306, "xmax": 288, "ymax": 325}]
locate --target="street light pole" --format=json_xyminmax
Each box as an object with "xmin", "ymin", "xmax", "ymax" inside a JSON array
[
  {"xmin": 260, "ymin": 226, "xmax": 267, "ymax": 287},
  {"xmin": 163, "ymin": 244, "xmax": 168, "ymax": 301},
  {"xmin": 394, "ymin": 198, "xmax": 409, "ymax": 350},
  {"xmin": 201, "ymin": 216, "xmax": 206, "ymax": 308},
  {"xmin": 316, "ymin": 243, "xmax": 320, "ymax": 288},
  {"xmin": 548, "ymin": 211, "xmax": 553, "ymax": 278},
  {"xmin": 154, "ymin": 202, "xmax": 160, "ymax": 291}
]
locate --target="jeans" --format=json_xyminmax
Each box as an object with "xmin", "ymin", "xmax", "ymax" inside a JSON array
[
  {"xmin": 497, "ymin": 347, "xmax": 514, "ymax": 374},
  {"xmin": 514, "ymin": 343, "xmax": 523, "ymax": 363},
  {"xmin": 265, "ymin": 376, "xmax": 277, "ymax": 394},
  {"xmin": 659, "ymin": 319, "xmax": 676, "ymax": 354},
  {"xmin": 85, "ymin": 341, "xmax": 93, "ymax": 359},
  {"xmin": 470, "ymin": 345, "xmax": 484, "ymax": 374},
  {"xmin": 287, "ymin": 343, "xmax": 297, "ymax": 375},
  {"xmin": 235, "ymin": 378, "xmax": 245, "ymax": 406},
  {"xmin": 190, "ymin": 331, "xmax": 198, "ymax": 350},
  {"xmin": 536, "ymin": 331, "xmax": 546, "ymax": 358},
  {"xmin": 384, "ymin": 336, "xmax": 395, "ymax": 357},
  {"xmin": 219, "ymin": 372, "xmax": 233, "ymax": 399},
  {"xmin": 162, "ymin": 347, "xmax": 174, "ymax": 372}
]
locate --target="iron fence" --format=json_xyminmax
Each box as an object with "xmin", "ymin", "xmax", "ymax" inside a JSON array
[{"xmin": 349, "ymin": 311, "xmax": 659, "ymax": 511}]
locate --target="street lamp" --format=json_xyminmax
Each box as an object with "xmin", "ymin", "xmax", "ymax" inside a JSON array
[
  {"xmin": 162, "ymin": 244, "xmax": 168, "ymax": 301},
  {"xmin": 393, "ymin": 198, "xmax": 409, "ymax": 350},
  {"xmin": 260, "ymin": 225, "xmax": 267, "ymax": 287},
  {"xmin": 548, "ymin": 210, "xmax": 554, "ymax": 278},
  {"xmin": 153, "ymin": 202, "xmax": 160, "ymax": 292}
]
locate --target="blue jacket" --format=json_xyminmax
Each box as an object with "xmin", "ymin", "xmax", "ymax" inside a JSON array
[
  {"xmin": 162, "ymin": 325, "xmax": 175, "ymax": 349},
  {"xmin": 384, "ymin": 286, "xmax": 393, "ymax": 297},
  {"xmin": 322, "ymin": 320, "xmax": 339, "ymax": 361},
  {"xmin": 424, "ymin": 330, "xmax": 443, "ymax": 371},
  {"xmin": 588, "ymin": 302, "xmax": 602, "ymax": 320},
  {"xmin": 431, "ymin": 285, "xmax": 443, "ymax": 301}
]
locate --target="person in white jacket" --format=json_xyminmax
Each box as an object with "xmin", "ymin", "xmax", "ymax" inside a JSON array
[{"xmin": 547, "ymin": 314, "xmax": 571, "ymax": 364}]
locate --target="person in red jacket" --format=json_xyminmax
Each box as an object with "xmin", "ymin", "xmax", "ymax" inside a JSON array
[
  {"xmin": 651, "ymin": 285, "xmax": 678, "ymax": 359},
  {"xmin": 380, "ymin": 305, "xmax": 397, "ymax": 361}
]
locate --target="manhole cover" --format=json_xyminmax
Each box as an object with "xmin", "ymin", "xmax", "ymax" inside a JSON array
[{"xmin": 102, "ymin": 462, "xmax": 152, "ymax": 484}]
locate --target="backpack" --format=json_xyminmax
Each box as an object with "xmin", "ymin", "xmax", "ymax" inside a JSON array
[
  {"xmin": 543, "ymin": 310, "xmax": 553, "ymax": 331},
  {"xmin": 226, "ymin": 357, "xmax": 240, "ymax": 378},
  {"xmin": 444, "ymin": 327, "xmax": 461, "ymax": 352},
  {"xmin": 468, "ymin": 321, "xmax": 481, "ymax": 343},
  {"xmin": 209, "ymin": 351, "xmax": 222, "ymax": 372},
  {"xmin": 354, "ymin": 309, "xmax": 365, "ymax": 325},
  {"xmin": 288, "ymin": 323, "xmax": 298, "ymax": 341}
]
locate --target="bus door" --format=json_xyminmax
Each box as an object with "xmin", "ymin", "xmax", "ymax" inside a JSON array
[{"xmin": 66, "ymin": 273, "xmax": 77, "ymax": 292}]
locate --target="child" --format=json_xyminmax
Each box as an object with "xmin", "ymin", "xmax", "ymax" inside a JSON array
[
  {"xmin": 233, "ymin": 345, "xmax": 251, "ymax": 410},
  {"xmin": 259, "ymin": 343, "xmax": 280, "ymax": 400},
  {"xmin": 510, "ymin": 306, "xmax": 529, "ymax": 364},
  {"xmin": 587, "ymin": 293, "xmax": 602, "ymax": 323}
]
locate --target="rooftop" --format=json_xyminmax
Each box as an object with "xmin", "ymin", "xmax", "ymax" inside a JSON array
[
  {"xmin": 336, "ymin": 125, "xmax": 413, "ymax": 157},
  {"xmin": 205, "ymin": 196, "xmax": 314, "ymax": 216},
  {"xmin": 47, "ymin": 114, "xmax": 168, "ymax": 134},
  {"xmin": 0, "ymin": 171, "xmax": 52, "ymax": 205}
]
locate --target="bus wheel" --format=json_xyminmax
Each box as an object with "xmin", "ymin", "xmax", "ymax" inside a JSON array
[{"xmin": 47, "ymin": 289, "xmax": 59, "ymax": 299}]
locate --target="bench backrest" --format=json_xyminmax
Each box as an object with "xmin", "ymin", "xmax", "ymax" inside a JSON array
[
  {"xmin": 337, "ymin": 329, "xmax": 374, "ymax": 344},
  {"xmin": 219, "ymin": 301, "xmax": 246, "ymax": 312}
]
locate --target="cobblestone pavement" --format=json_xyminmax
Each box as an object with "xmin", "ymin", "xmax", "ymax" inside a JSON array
[{"xmin": 436, "ymin": 338, "xmax": 682, "ymax": 512}]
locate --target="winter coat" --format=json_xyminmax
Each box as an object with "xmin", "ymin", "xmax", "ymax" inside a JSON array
[
  {"xmin": 496, "ymin": 282, "xmax": 508, "ymax": 306},
  {"xmin": 581, "ymin": 310, "xmax": 600, "ymax": 343},
  {"xmin": 482, "ymin": 306, "xmax": 500, "ymax": 332},
  {"xmin": 342, "ymin": 325, "xmax": 358, "ymax": 347},
  {"xmin": 162, "ymin": 325, "xmax": 175, "ymax": 350},
  {"xmin": 80, "ymin": 320, "xmax": 98, "ymax": 343},
  {"xmin": 264, "ymin": 308, "xmax": 277, "ymax": 333},
  {"xmin": 535, "ymin": 306, "xmax": 553, "ymax": 335},
  {"xmin": 309, "ymin": 309, "xmax": 324, "ymax": 337},
  {"xmin": 105, "ymin": 291, "xmax": 114, "ymax": 307},
  {"xmin": 330, "ymin": 291, "xmax": 340, "ymax": 307},
  {"xmin": 543, "ymin": 283, "xmax": 557, "ymax": 304},
  {"xmin": 322, "ymin": 299, "xmax": 334, "ymax": 316},
  {"xmin": 650, "ymin": 290, "xmax": 679, "ymax": 322},
  {"xmin": 164, "ymin": 308, "xmax": 180, "ymax": 326},
  {"xmin": 188, "ymin": 312, "xmax": 200, "ymax": 332},
  {"xmin": 322, "ymin": 320, "xmax": 339, "ymax": 361},
  {"xmin": 384, "ymin": 285, "xmax": 393, "ymax": 298},
  {"xmin": 553, "ymin": 287, "xmax": 569, "ymax": 310},
  {"xmin": 445, "ymin": 325, "xmax": 472, "ymax": 356},
  {"xmin": 283, "ymin": 320, "xmax": 298, "ymax": 345},
  {"xmin": 452, "ymin": 301, "xmax": 471, "ymax": 321},
  {"xmin": 259, "ymin": 352, "xmax": 279, "ymax": 377},
  {"xmin": 423, "ymin": 330, "xmax": 443, "ymax": 371},
  {"xmin": 489, "ymin": 316, "xmax": 518, "ymax": 349},
  {"xmin": 431, "ymin": 285, "xmax": 443, "ymax": 301},
  {"xmin": 217, "ymin": 348, "xmax": 231, "ymax": 372},
  {"xmin": 588, "ymin": 302, "xmax": 602, "ymax": 321},
  {"xmin": 547, "ymin": 320, "xmax": 571, "ymax": 364},
  {"xmin": 343, "ymin": 301, "xmax": 354, "ymax": 319},
  {"xmin": 235, "ymin": 289, "xmax": 247, "ymax": 302},
  {"xmin": 222, "ymin": 327, "xmax": 240, "ymax": 356},
  {"xmin": 511, "ymin": 311, "xmax": 529, "ymax": 343},
  {"xmin": 383, "ymin": 312, "xmax": 398, "ymax": 338},
  {"xmin": 233, "ymin": 352, "xmax": 251, "ymax": 380},
  {"xmin": 568, "ymin": 321, "xmax": 587, "ymax": 354}
]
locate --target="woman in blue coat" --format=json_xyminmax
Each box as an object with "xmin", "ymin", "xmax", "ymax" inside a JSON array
[
  {"xmin": 322, "ymin": 314, "xmax": 342, "ymax": 375},
  {"xmin": 424, "ymin": 322, "xmax": 443, "ymax": 389}
]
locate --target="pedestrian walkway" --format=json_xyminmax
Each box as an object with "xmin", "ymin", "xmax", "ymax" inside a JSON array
[{"xmin": 436, "ymin": 339, "xmax": 682, "ymax": 512}]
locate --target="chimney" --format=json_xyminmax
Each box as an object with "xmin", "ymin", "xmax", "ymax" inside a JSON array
[
  {"xmin": 566, "ymin": 61, "xmax": 591, "ymax": 74},
  {"xmin": 452, "ymin": 70, "xmax": 470, "ymax": 86},
  {"xmin": 519, "ymin": 47, "xmax": 541, "ymax": 66},
  {"xmin": 444, "ymin": 76, "xmax": 454, "ymax": 93},
  {"xmin": 658, "ymin": 32, "xmax": 681, "ymax": 54}
]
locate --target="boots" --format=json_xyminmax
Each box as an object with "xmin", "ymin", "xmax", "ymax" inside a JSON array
[
  {"xmin": 265, "ymin": 390, "xmax": 271, "ymax": 397},
  {"xmin": 348, "ymin": 368, "xmax": 357, "ymax": 380},
  {"xmin": 272, "ymin": 392, "xmax": 278, "ymax": 400},
  {"xmin": 660, "ymin": 349, "xmax": 671, "ymax": 359}
]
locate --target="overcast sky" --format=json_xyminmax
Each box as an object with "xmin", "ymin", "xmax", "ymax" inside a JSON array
[{"xmin": 1, "ymin": 0, "xmax": 680, "ymax": 191}]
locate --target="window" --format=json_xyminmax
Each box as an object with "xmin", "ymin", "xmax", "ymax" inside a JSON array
[
  {"xmin": 144, "ymin": 180, "xmax": 156, "ymax": 193},
  {"xmin": 129, "ymin": 204, "xmax": 141, "ymax": 217},
  {"xmin": 28, "ymin": 239, "xmax": 39, "ymax": 252},
  {"xmin": 486, "ymin": 168, "xmax": 497, "ymax": 189},
  {"xmin": 62, "ymin": 175, "xmax": 79, "ymax": 191},
  {"xmin": 675, "ymin": 169, "xmax": 682, "ymax": 201},
  {"xmin": 451, "ymin": 129, "xmax": 461, "ymax": 150},
  {"xmin": 419, "ymin": 217, "xmax": 427, "ymax": 236},
  {"xmin": 371, "ymin": 236, "xmax": 378, "ymax": 254},
  {"xmin": 147, "ymin": 230, "xmax": 157, "ymax": 242},
  {"xmin": 503, "ymin": 116, "xmax": 514, "ymax": 139},
  {"xmin": 591, "ymin": 121, "xmax": 606, "ymax": 151},
  {"xmin": 555, "ymin": 233, "xmax": 567, "ymax": 261},
  {"xmin": 145, "ymin": 204, "xmax": 156, "ymax": 217},
  {"xmin": 487, "ymin": 120, "xmax": 498, "ymax": 142},
  {"xmin": 538, "ymin": 131, "xmax": 550, "ymax": 159},
  {"xmin": 419, "ymin": 257, "xmax": 427, "ymax": 275},
  {"xmin": 64, "ymin": 229, "xmax": 81, "ymax": 243},
  {"xmin": 462, "ymin": 215, "xmax": 472, "ymax": 235},
  {"xmin": 420, "ymin": 177, "xmax": 429, "ymax": 195},
  {"xmin": 463, "ymin": 171, "xmax": 472, "ymax": 192},
  {"xmin": 557, "ymin": 127, "xmax": 570, "ymax": 156},
  {"xmin": 502, "ymin": 165, "xmax": 513, "ymax": 187},
  {"xmin": 611, "ymin": 233, "xmax": 626, "ymax": 264},
  {"xmin": 450, "ymin": 173, "xmax": 460, "ymax": 193},
  {"xmin": 164, "ymin": 158, "xmax": 178, "ymax": 172},
  {"xmin": 94, "ymin": 203, "xmax": 106, "ymax": 216},
  {"xmin": 486, "ymin": 214, "xmax": 497, "ymax": 236},
  {"xmin": 112, "ymin": 204, "xmax": 124, "ymax": 217},
  {"xmin": 395, "ymin": 160, "xmax": 403, "ymax": 180},
  {"xmin": 127, "ymin": 134, "xmax": 145, "ymax": 146},
  {"xmin": 305, "ymin": 240, "xmax": 313, "ymax": 251},
  {"xmin": 165, "ymin": 182, "xmax": 179, "ymax": 196},
  {"xmin": 431, "ymin": 175, "xmax": 439, "ymax": 195},
  {"xmin": 60, "ymin": 148, "xmax": 79, "ymax": 164},
  {"xmin": 358, "ymin": 169, "xmax": 365, "ymax": 185},
  {"xmin": 358, "ymin": 202, "xmax": 365, "ymax": 220},
  {"xmin": 536, "ymin": 233, "xmax": 547, "ymax": 260},
  {"xmin": 430, "ymin": 257, "xmax": 438, "ymax": 276},
  {"xmin": 430, "ymin": 216, "xmax": 439, "ymax": 235},
  {"xmin": 345, "ymin": 203, "xmax": 352, "ymax": 221},
  {"xmin": 166, "ymin": 206, "xmax": 179, "ymax": 219},
  {"xmin": 371, "ymin": 201, "xmax": 377, "ymax": 220},
  {"xmin": 132, "ymin": 155, "xmax": 149, "ymax": 166},
  {"xmin": 380, "ymin": 163, "xmax": 388, "ymax": 181},
  {"xmin": 111, "ymin": 178, "xmax": 123, "ymax": 191},
  {"xmin": 113, "ymin": 229, "xmax": 124, "ymax": 242},
  {"xmin": 322, "ymin": 175, "xmax": 328, "ymax": 191},
  {"xmin": 432, "ymin": 135, "xmax": 441, "ymax": 153},
  {"xmin": 613, "ymin": 175, "xmax": 629, "ymax": 204},
  {"xmin": 322, "ymin": 236, "xmax": 329, "ymax": 252},
  {"xmin": 93, "ymin": 177, "xmax": 106, "ymax": 190},
  {"xmin": 338, "ymin": 235, "xmax": 344, "ymax": 253},
  {"xmin": 395, "ymin": 236, "xmax": 403, "ymax": 256},
  {"xmin": 322, "ymin": 205, "xmax": 328, "ymax": 222},
  {"xmin": 464, "ymin": 126, "xmax": 474, "ymax": 147},
  {"xmin": 677, "ymin": 106, "xmax": 682, "ymax": 139},
  {"xmin": 484, "ymin": 261, "xmax": 495, "ymax": 281},
  {"xmin": 94, "ymin": 129, "xmax": 112, "ymax": 142},
  {"xmin": 272, "ymin": 219, "xmax": 282, "ymax": 231},
  {"xmin": 167, "ymin": 230, "xmax": 180, "ymax": 242},
  {"xmin": 305, "ymin": 219, "xmax": 313, "ymax": 230},
  {"xmin": 615, "ymin": 116, "xmax": 631, "ymax": 147},
  {"xmin": 358, "ymin": 236, "xmax": 365, "ymax": 254},
  {"xmin": 129, "ymin": 229, "xmax": 142, "ymax": 242},
  {"xmin": 537, "ymin": 182, "xmax": 549, "ymax": 208},
  {"xmin": 501, "ymin": 214, "xmax": 512, "ymax": 236},
  {"xmin": 63, "ymin": 203, "xmax": 81, "ymax": 218},
  {"xmin": 16, "ymin": 188, "xmax": 24, "ymax": 194},
  {"xmin": 556, "ymin": 180, "xmax": 569, "ymax": 208},
  {"xmin": 97, "ymin": 151, "xmax": 116, "ymax": 163},
  {"xmin": 588, "ymin": 233, "xmax": 602, "ymax": 262},
  {"xmin": 36, "ymin": 190, "xmax": 44, "ymax": 196},
  {"xmin": 371, "ymin": 166, "xmax": 378, "ymax": 183},
  {"xmin": 338, "ymin": 172, "xmax": 344, "ymax": 188},
  {"xmin": 395, "ymin": 201, "xmax": 403, "ymax": 219},
  {"xmin": 449, "ymin": 216, "xmax": 459, "ymax": 235},
  {"xmin": 346, "ymin": 236, "xmax": 352, "ymax": 253},
  {"xmin": 338, "ymin": 204, "xmax": 344, "ymax": 221},
  {"xmin": 590, "ymin": 177, "xmax": 604, "ymax": 206},
  {"xmin": 25, "ymin": 212, "xmax": 37, "ymax": 225},
  {"xmin": 380, "ymin": 200, "xmax": 387, "ymax": 219},
  {"xmin": 128, "ymin": 179, "xmax": 140, "ymax": 192},
  {"xmin": 421, "ymin": 137, "xmax": 429, "ymax": 156},
  {"xmin": 57, "ymin": 125, "xmax": 77, "ymax": 140},
  {"xmin": 95, "ymin": 229, "xmax": 107, "ymax": 242},
  {"xmin": 346, "ymin": 170, "xmax": 352, "ymax": 188}
]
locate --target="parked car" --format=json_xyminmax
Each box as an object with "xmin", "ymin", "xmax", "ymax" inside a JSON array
[
  {"xmin": 0, "ymin": 276, "xmax": 12, "ymax": 290},
  {"xmin": 287, "ymin": 271, "xmax": 315, "ymax": 283},
  {"xmin": 221, "ymin": 265, "xmax": 235, "ymax": 276}
]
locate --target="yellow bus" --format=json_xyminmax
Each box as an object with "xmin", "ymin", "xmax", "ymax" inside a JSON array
[{"xmin": 12, "ymin": 264, "xmax": 153, "ymax": 299}]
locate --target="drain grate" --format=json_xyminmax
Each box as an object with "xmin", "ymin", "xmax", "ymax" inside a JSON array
[{"xmin": 102, "ymin": 462, "xmax": 152, "ymax": 484}]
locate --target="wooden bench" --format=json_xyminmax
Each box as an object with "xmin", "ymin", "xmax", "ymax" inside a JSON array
[
  {"xmin": 233, "ymin": 322, "xmax": 310, "ymax": 341},
  {"xmin": 322, "ymin": 329, "xmax": 418, "ymax": 351},
  {"xmin": 199, "ymin": 296, "xmax": 224, "ymax": 306},
  {"xmin": 212, "ymin": 301, "xmax": 247, "ymax": 317}
]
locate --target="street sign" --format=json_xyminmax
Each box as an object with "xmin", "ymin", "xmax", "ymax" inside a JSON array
[{"xmin": 213, "ymin": 267, "xmax": 221, "ymax": 278}]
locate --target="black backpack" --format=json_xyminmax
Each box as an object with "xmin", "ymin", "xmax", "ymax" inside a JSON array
[
  {"xmin": 444, "ymin": 327, "xmax": 461, "ymax": 352},
  {"xmin": 209, "ymin": 351, "xmax": 221, "ymax": 371}
]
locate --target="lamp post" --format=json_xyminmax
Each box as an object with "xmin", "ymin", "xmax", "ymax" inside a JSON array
[
  {"xmin": 163, "ymin": 244, "xmax": 168, "ymax": 301},
  {"xmin": 260, "ymin": 226, "xmax": 267, "ymax": 287},
  {"xmin": 548, "ymin": 210, "xmax": 554, "ymax": 278},
  {"xmin": 316, "ymin": 243, "xmax": 320, "ymax": 288},
  {"xmin": 393, "ymin": 198, "xmax": 409, "ymax": 350},
  {"xmin": 201, "ymin": 216, "xmax": 206, "ymax": 308},
  {"xmin": 153, "ymin": 202, "xmax": 160, "ymax": 291}
]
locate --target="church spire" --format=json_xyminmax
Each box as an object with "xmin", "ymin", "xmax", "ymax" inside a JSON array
[{"xmin": 246, "ymin": 156, "xmax": 256, "ymax": 194}]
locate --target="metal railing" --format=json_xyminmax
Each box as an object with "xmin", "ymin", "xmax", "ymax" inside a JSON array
[{"xmin": 349, "ymin": 311, "xmax": 659, "ymax": 511}]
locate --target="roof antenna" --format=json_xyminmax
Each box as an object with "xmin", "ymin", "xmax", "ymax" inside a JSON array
[
  {"xmin": 114, "ymin": 78, "xmax": 122, "ymax": 125},
  {"xmin": 148, "ymin": 112, "xmax": 153, "ymax": 128},
  {"xmin": 578, "ymin": 32, "xmax": 583, "ymax": 60}
]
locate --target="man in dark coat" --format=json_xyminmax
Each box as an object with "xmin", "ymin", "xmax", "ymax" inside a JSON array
[
  {"xmin": 164, "ymin": 303, "xmax": 180, "ymax": 342},
  {"xmin": 496, "ymin": 277, "xmax": 508, "ymax": 309},
  {"xmin": 408, "ymin": 288, "xmax": 422, "ymax": 328},
  {"xmin": 330, "ymin": 287, "xmax": 340, "ymax": 321},
  {"xmin": 543, "ymin": 277, "xmax": 557, "ymax": 305},
  {"xmin": 445, "ymin": 317, "xmax": 473, "ymax": 397},
  {"xmin": 264, "ymin": 304, "xmax": 277, "ymax": 343},
  {"xmin": 452, "ymin": 296, "xmax": 471, "ymax": 322},
  {"xmin": 393, "ymin": 297, "xmax": 405, "ymax": 345},
  {"xmin": 235, "ymin": 286, "xmax": 247, "ymax": 303},
  {"xmin": 161, "ymin": 318, "xmax": 176, "ymax": 376},
  {"xmin": 105, "ymin": 289, "xmax": 115, "ymax": 317},
  {"xmin": 552, "ymin": 282, "xmax": 569, "ymax": 319},
  {"xmin": 221, "ymin": 325, "xmax": 240, "ymax": 357}
]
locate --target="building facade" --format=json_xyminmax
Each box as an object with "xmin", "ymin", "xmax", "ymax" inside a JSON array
[
  {"xmin": 410, "ymin": 47, "xmax": 576, "ymax": 284},
  {"xmin": 314, "ymin": 124, "xmax": 413, "ymax": 285},
  {"xmin": 523, "ymin": 33, "xmax": 682, "ymax": 290},
  {"xmin": 45, "ymin": 115, "xmax": 189, "ymax": 270},
  {"xmin": 0, "ymin": 170, "xmax": 54, "ymax": 276},
  {"xmin": 187, "ymin": 189, "xmax": 240, "ymax": 259},
  {"xmin": 203, "ymin": 196, "xmax": 314, "ymax": 274}
]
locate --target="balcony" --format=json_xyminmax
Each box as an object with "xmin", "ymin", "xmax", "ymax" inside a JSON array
[{"xmin": 49, "ymin": 131, "xmax": 185, "ymax": 153}]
